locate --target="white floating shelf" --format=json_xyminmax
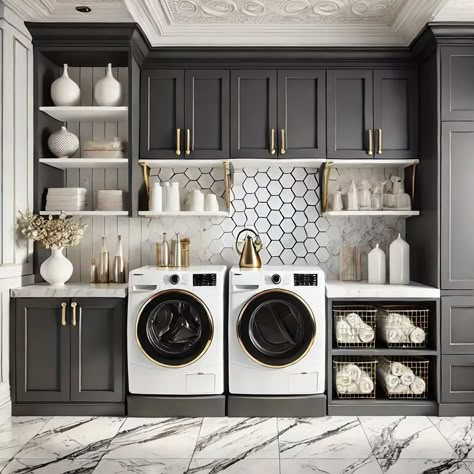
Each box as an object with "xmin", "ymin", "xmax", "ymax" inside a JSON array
[
  {"xmin": 323, "ymin": 210, "xmax": 420, "ymax": 217},
  {"xmin": 40, "ymin": 211, "xmax": 129, "ymax": 216},
  {"xmin": 139, "ymin": 158, "xmax": 325, "ymax": 169},
  {"xmin": 139, "ymin": 211, "xmax": 230, "ymax": 218},
  {"xmin": 39, "ymin": 158, "xmax": 129, "ymax": 170},
  {"xmin": 40, "ymin": 106, "xmax": 128, "ymax": 122},
  {"xmin": 327, "ymin": 159, "xmax": 419, "ymax": 169}
]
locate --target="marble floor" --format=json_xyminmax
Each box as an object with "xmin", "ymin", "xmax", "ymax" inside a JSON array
[{"xmin": 0, "ymin": 416, "xmax": 473, "ymax": 473}]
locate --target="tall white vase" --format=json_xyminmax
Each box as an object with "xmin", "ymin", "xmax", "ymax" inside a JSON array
[
  {"xmin": 94, "ymin": 63, "xmax": 123, "ymax": 106},
  {"xmin": 389, "ymin": 234, "xmax": 410, "ymax": 285},
  {"xmin": 50, "ymin": 64, "xmax": 81, "ymax": 106},
  {"xmin": 40, "ymin": 247, "xmax": 73, "ymax": 286},
  {"xmin": 368, "ymin": 243, "xmax": 386, "ymax": 284}
]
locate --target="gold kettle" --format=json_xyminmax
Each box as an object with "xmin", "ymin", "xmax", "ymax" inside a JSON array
[{"xmin": 236, "ymin": 228, "xmax": 263, "ymax": 268}]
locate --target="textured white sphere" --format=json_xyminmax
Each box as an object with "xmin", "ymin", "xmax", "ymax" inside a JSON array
[{"xmin": 48, "ymin": 126, "xmax": 80, "ymax": 158}]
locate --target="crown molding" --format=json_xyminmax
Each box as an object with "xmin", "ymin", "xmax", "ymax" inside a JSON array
[{"xmin": 2, "ymin": 0, "xmax": 55, "ymax": 20}]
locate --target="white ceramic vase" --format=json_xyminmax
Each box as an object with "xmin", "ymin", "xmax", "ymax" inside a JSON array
[
  {"xmin": 368, "ymin": 243, "xmax": 386, "ymax": 284},
  {"xmin": 389, "ymin": 233, "xmax": 410, "ymax": 285},
  {"xmin": 40, "ymin": 247, "xmax": 73, "ymax": 286},
  {"xmin": 48, "ymin": 126, "xmax": 80, "ymax": 158},
  {"xmin": 94, "ymin": 63, "xmax": 123, "ymax": 106},
  {"xmin": 50, "ymin": 64, "xmax": 81, "ymax": 106}
]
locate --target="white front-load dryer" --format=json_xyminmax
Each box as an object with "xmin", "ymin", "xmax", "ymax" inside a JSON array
[
  {"xmin": 128, "ymin": 265, "xmax": 226, "ymax": 395},
  {"xmin": 228, "ymin": 265, "xmax": 325, "ymax": 395}
]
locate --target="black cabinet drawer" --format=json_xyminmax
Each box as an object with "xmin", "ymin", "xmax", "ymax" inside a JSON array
[
  {"xmin": 441, "ymin": 355, "xmax": 474, "ymax": 403},
  {"xmin": 442, "ymin": 297, "xmax": 474, "ymax": 354}
]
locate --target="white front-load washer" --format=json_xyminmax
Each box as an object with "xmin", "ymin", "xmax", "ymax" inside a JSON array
[
  {"xmin": 128, "ymin": 265, "xmax": 226, "ymax": 395},
  {"xmin": 228, "ymin": 265, "xmax": 325, "ymax": 395}
]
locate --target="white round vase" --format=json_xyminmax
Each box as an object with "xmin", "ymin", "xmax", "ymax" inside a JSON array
[
  {"xmin": 94, "ymin": 63, "xmax": 123, "ymax": 106},
  {"xmin": 48, "ymin": 126, "xmax": 80, "ymax": 158},
  {"xmin": 40, "ymin": 247, "xmax": 73, "ymax": 287},
  {"xmin": 50, "ymin": 64, "xmax": 81, "ymax": 106}
]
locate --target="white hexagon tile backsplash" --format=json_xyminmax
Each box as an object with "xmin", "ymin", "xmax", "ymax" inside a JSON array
[{"xmin": 145, "ymin": 166, "xmax": 405, "ymax": 280}]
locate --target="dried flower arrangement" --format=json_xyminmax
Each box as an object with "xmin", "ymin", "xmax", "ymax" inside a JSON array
[{"xmin": 18, "ymin": 211, "xmax": 87, "ymax": 249}]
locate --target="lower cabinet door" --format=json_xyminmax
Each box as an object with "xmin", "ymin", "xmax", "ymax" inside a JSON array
[
  {"xmin": 70, "ymin": 298, "xmax": 125, "ymax": 403},
  {"xmin": 442, "ymin": 355, "xmax": 474, "ymax": 403},
  {"xmin": 15, "ymin": 298, "xmax": 71, "ymax": 403},
  {"xmin": 442, "ymin": 296, "xmax": 474, "ymax": 354}
]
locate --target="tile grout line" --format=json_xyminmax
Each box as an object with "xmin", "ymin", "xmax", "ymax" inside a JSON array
[
  {"xmin": 276, "ymin": 417, "xmax": 282, "ymax": 474},
  {"xmin": 185, "ymin": 416, "xmax": 205, "ymax": 472},
  {"xmin": 357, "ymin": 416, "xmax": 384, "ymax": 473}
]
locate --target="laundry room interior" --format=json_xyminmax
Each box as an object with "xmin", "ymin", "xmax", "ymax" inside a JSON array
[{"xmin": 1, "ymin": 1, "xmax": 474, "ymax": 473}]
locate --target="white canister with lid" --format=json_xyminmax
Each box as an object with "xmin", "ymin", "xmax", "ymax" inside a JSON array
[
  {"xmin": 368, "ymin": 243, "xmax": 386, "ymax": 284},
  {"xmin": 149, "ymin": 182, "xmax": 162, "ymax": 213},
  {"xmin": 389, "ymin": 233, "xmax": 410, "ymax": 285},
  {"xmin": 166, "ymin": 182, "xmax": 180, "ymax": 212}
]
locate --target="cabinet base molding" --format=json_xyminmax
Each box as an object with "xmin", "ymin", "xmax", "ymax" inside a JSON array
[
  {"xmin": 12, "ymin": 403, "xmax": 125, "ymax": 416},
  {"xmin": 127, "ymin": 395, "xmax": 226, "ymax": 417},
  {"xmin": 439, "ymin": 403, "xmax": 474, "ymax": 416},
  {"xmin": 227, "ymin": 394, "xmax": 327, "ymax": 417},
  {"xmin": 328, "ymin": 401, "xmax": 438, "ymax": 416}
]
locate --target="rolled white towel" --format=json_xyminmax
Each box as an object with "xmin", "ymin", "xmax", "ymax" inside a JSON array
[
  {"xmin": 344, "ymin": 364, "xmax": 362, "ymax": 382},
  {"xmin": 357, "ymin": 375, "xmax": 374, "ymax": 394},
  {"xmin": 336, "ymin": 371, "xmax": 352, "ymax": 389},
  {"xmin": 390, "ymin": 362, "xmax": 405, "ymax": 377},
  {"xmin": 345, "ymin": 382, "xmax": 360, "ymax": 394},
  {"xmin": 345, "ymin": 313, "xmax": 365, "ymax": 329},
  {"xmin": 409, "ymin": 327, "xmax": 426, "ymax": 344},
  {"xmin": 410, "ymin": 377, "xmax": 426, "ymax": 395},
  {"xmin": 358, "ymin": 326, "xmax": 375, "ymax": 343},
  {"xmin": 384, "ymin": 328, "xmax": 404, "ymax": 343},
  {"xmin": 383, "ymin": 374, "xmax": 400, "ymax": 391},
  {"xmin": 400, "ymin": 368, "xmax": 416, "ymax": 386},
  {"xmin": 388, "ymin": 383, "xmax": 411, "ymax": 395},
  {"xmin": 335, "ymin": 319, "xmax": 358, "ymax": 343}
]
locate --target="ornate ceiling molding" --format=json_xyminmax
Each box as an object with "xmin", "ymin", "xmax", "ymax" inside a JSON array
[{"xmin": 435, "ymin": 0, "xmax": 474, "ymax": 21}]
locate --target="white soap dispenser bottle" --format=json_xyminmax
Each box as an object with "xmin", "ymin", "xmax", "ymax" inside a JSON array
[
  {"xmin": 368, "ymin": 243, "xmax": 386, "ymax": 284},
  {"xmin": 389, "ymin": 233, "xmax": 410, "ymax": 285}
]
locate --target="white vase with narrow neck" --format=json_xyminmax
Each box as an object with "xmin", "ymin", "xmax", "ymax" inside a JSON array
[
  {"xmin": 50, "ymin": 64, "xmax": 81, "ymax": 106},
  {"xmin": 368, "ymin": 243, "xmax": 386, "ymax": 284},
  {"xmin": 94, "ymin": 63, "xmax": 123, "ymax": 106},
  {"xmin": 389, "ymin": 234, "xmax": 410, "ymax": 285},
  {"xmin": 40, "ymin": 247, "xmax": 73, "ymax": 286}
]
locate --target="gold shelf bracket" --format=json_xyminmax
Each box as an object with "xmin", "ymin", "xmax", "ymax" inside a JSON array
[
  {"xmin": 411, "ymin": 162, "xmax": 417, "ymax": 201},
  {"xmin": 140, "ymin": 162, "xmax": 151, "ymax": 198},
  {"xmin": 321, "ymin": 161, "xmax": 333, "ymax": 213},
  {"xmin": 223, "ymin": 161, "xmax": 233, "ymax": 213}
]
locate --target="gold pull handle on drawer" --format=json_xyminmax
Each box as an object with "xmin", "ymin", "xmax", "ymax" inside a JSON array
[
  {"xmin": 60, "ymin": 302, "xmax": 67, "ymax": 326},
  {"xmin": 176, "ymin": 128, "xmax": 181, "ymax": 156},
  {"xmin": 71, "ymin": 302, "xmax": 77, "ymax": 327},
  {"xmin": 185, "ymin": 128, "xmax": 191, "ymax": 156},
  {"xmin": 280, "ymin": 128, "xmax": 286, "ymax": 155},
  {"xmin": 270, "ymin": 128, "xmax": 276, "ymax": 155},
  {"xmin": 376, "ymin": 128, "xmax": 383, "ymax": 155},
  {"xmin": 368, "ymin": 129, "xmax": 374, "ymax": 156}
]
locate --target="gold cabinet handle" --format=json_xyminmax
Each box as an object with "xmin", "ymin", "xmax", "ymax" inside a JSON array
[
  {"xmin": 185, "ymin": 128, "xmax": 191, "ymax": 156},
  {"xmin": 376, "ymin": 128, "xmax": 383, "ymax": 155},
  {"xmin": 60, "ymin": 302, "xmax": 67, "ymax": 326},
  {"xmin": 71, "ymin": 302, "xmax": 77, "ymax": 327},
  {"xmin": 368, "ymin": 129, "xmax": 374, "ymax": 156},
  {"xmin": 280, "ymin": 128, "xmax": 286, "ymax": 155},
  {"xmin": 176, "ymin": 128, "xmax": 181, "ymax": 156},
  {"xmin": 270, "ymin": 128, "xmax": 276, "ymax": 155}
]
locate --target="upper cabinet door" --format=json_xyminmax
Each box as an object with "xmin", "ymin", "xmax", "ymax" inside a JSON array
[
  {"xmin": 277, "ymin": 70, "xmax": 326, "ymax": 159},
  {"xmin": 15, "ymin": 299, "xmax": 70, "ymax": 403},
  {"xmin": 442, "ymin": 47, "xmax": 474, "ymax": 121},
  {"xmin": 327, "ymin": 70, "xmax": 374, "ymax": 159},
  {"xmin": 184, "ymin": 70, "xmax": 230, "ymax": 159},
  {"xmin": 231, "ymin": 70, "xmax": 277, "ymax": 158},
  {"xmin": 141, "ymin": 69, "xmax": 184, "ymax": 159},
  {"xmin": 70, "ymin": 298, "xmax": 125, "ymax": 403},
  {"xmin": 373, "ymin": 69, "xmax": 418, "ymax": 159},
  {"xmin": 441, "ymin": 122, "xmax": 474, "ymax": 290}
]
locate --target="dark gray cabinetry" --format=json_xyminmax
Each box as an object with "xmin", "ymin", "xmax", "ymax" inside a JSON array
[
  {"xmin": 442, "ymin": 355, "xmax": 474, "ymax": 403},
  {"xmin": 141, "ymin": 69, "xmax": 184, "ymax": 159},
  {"xmin": 441, "ymin": 297, "xmax": 474, "ymax": 354},
  {"xmin": 441, "ymin": 122, "xmax": 474, "ymax": 289},
  {"xmin": 373, "ymin": 69, "xmax": 418, "ymax": 159},
  {"xmin": 327, "ymin": 69, "xmax": 417, "ymax": 159},
  {"xmin": 13, "ymin": 297, "xmax": 125, "ymax": 414},
  {"xmin": 327, "ymin": 70, "xmax": 373, "ymax": 158},
  {"xmin": 231, "ymin": 70, "xmax": 277, "ymax": 158},
  {"xmin": 141, "ymin": 69, "xmax": 230, "ymax": 159},
  {"xmin": 277, "ymin": 70, "xmax": 326, "ymax": 159},
  {"xmin": 441, "ymin": 47, "xmax": 474, "ymax": 121},
  {"xmin": 70, "ymin": 298, "xmax": 125, "ymax": 403},
  {"xmin": 15, "ymin": 299, "xmax": 70, "ymax": 403}
]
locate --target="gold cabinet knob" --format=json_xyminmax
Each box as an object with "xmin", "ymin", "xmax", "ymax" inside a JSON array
[
  {"xmin": 368, "ymin": 129, "xmax": 374, "ymax": 156},
  {"xmin": 280, "ymin": 128, "xmax": 286, "ymax": 155},
  {"xmin": 60, "ymin": 302, "xmax": 67, "ymax": 326},
  {"xmin": 185, "ymin": 128, "xmax": 191, "ymax": 156},
  {"xmin": 176, "ymin": 128, "xmax": 182, "ymax": 156},
  {"xmin": 270, "ymin": 128, "xmax": 276, "ymax": 155},
  {"xmin": 71, "ymin": 302, "xmax": 78, "ymax": 327},
  {"xmin": 376, "ymin": 128, "xmax": 383, "ymax": 155}
]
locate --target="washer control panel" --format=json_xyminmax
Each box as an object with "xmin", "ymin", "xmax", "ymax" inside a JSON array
[
  {"xmin": 193, "ymin": 273, "xmax": 217, "ymax": 286},
  {"xmin": 294, "ymin": 274, "xmax": 319, "ymax": 286}
]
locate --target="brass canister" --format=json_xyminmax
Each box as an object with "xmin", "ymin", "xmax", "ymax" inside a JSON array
[{"xmin": 181, "ymin": 238, "xmax": 190, "ymax": 267}]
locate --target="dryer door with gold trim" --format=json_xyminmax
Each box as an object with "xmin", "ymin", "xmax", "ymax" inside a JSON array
[
  {"xmin": 237, "ymin": 290, "xmax": 316, "ymax": 368},
  {"xmin": 136, "ymin": 290, "xmax": 213, "ymax": 367}
]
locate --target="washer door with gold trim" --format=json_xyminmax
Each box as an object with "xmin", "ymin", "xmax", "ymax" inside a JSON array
[
  {"xmin": 136, "ymin": 290, "xmax": 213, "ymax": 367},
  {"xmin": 238, "ymin": 290, "xmax": 315, "ymax": 368}
]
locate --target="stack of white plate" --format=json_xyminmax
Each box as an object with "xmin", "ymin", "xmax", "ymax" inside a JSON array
[
  {"xmin": 96, "ymin": 190, "xmax": 128, "ymax": 211},
  {"xmin": 45, "ymin": 188, "xmax": 87, "ymax": 211}
]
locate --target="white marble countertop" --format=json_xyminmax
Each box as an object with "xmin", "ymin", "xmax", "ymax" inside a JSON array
[
  {"xmin": 325, "ymin": 280, "xmax": 440, "ymax": 299},
  {"xmin": 11, "ymin": 283, "xmax": 128, "ymax": 298}
]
